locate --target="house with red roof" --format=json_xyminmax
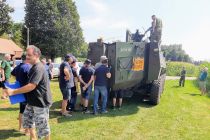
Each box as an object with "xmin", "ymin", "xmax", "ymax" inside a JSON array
[{"xmin": 0, "ymin": 38, "xmax": 23, "ymax": 60}]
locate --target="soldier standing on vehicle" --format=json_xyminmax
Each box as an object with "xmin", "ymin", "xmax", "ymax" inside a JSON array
[
  {"xmin": 179, "ymin": 67, "xmax": 186, "ymax": 87},
  {"xmin": 144, "ymin": 15, "xmax": 162, "ymax": 43}
]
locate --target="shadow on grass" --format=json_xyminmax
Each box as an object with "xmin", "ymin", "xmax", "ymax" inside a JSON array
[
  {"xmin": 0, "ymin": 107, "xmax": 19, "ymax": 112},
  {"xmin": 183, "ymin": 93, "xmax": 201, "ymax": 96},
  {"xmin": 0, "ymin": 129, "xmax": 24, "ymax": 139},
  {"xmin": 172, "ymin": 85, "xmax": 181, "ymax": 88},
  {"xmin": 50, "ymin": 93, "xmax": 154, "ymax": 123}
]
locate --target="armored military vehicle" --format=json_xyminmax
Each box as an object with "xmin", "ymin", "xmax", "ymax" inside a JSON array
[{"xmin": 87, "ymin": 30, "xmax": 166, "ymax": 105}]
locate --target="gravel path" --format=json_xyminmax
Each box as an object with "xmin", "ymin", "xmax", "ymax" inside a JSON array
[{"xmin": 166, "ymin": 76, "xmax": 197, "ymax": 80}]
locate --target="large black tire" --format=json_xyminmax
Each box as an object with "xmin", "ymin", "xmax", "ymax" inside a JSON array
[{"xmin": 150, "ymin": 75, "xmax": 164, "ymax": 105}]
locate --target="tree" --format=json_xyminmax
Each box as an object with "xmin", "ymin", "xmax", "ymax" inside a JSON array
[
  {"xmin": 10, "ymin": 23, "xmax": 24, "ymax": 48},
  {"xmin": 0, "ymin": 0, "xmax": 14, "ymax": 36},
  {"xmin": 161, "ymin": 44, "xmax": 192, "ymax": 63},
  {"xmin": 24, "ymin": 0, "xmax": 84, "ymax": 59}
]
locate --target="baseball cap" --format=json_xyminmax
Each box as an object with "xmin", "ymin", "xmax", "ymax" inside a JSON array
[
  {"xmin": 84, "ymin": 59, "xmax": 91, "ymax": 64},
  {"xmin": 100, "ymin": 56, "xmax": 108, "ymax": 61},
  {"xmin": 65, "ymin": 54, "xmax": 73, "ymax": 59}
]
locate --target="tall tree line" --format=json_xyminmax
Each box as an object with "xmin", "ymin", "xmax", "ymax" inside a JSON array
[{"xmin": 161, "ymin": 44, "xmax": 192, "ymax": 63}]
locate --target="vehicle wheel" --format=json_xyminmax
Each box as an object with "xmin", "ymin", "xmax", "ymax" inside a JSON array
[{"xmin": 150, "ymin": 78, "xmax": 162, "ymax": 105}]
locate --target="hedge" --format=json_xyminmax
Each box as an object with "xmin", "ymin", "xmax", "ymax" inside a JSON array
[{"xmin": 166, "ymin": 61, "xmax": 199, "ymax": 77}]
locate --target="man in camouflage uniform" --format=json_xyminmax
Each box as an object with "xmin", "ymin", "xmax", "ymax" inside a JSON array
[{"xmin": 145, "ymin": 15, "xmax": 163, "ymax": 43}]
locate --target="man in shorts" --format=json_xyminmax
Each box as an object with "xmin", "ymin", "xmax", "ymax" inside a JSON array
[
  {"xmin": 11, "ymin": 53, "xmax": 31, "ymax": 134},
  {"xmin": 59, "ymin": 54, "xmax": 74, "ymax": 117},
  {"xmin": 199, "ymin": 67, "xmax": 208, "ymax": 95},
  {"xmin": 5, "ymin": 45, "xmax": 52, "ymax": 140},
  {"xmin": 79, "ymin": 59, "xmax": 94, "ymax": 113},
  {"xmin": 112, "ymin": 90, "xmax": 124, "ymax": 110}
]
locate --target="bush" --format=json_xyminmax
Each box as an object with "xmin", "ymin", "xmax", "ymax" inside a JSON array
[{"xmin": 166, "ymin": 61, "xmax": 199, "ymax": 77}]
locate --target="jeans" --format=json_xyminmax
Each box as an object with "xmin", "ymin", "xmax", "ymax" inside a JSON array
[
  {"xmin": 69, "ymin": 87, "xmax": 77, "ymax": 110},
  {"xmin": 81, "ymin": 85, "xmax": 92, "ymax": 100},
  {"xmin": 94, "ymin": 86, "xmax": 108, "ymax": 113}
]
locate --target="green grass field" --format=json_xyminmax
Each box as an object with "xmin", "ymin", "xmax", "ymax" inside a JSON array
[{"xmin": 1, "ymin": 80, "xmax": 210, "ymax": 140}]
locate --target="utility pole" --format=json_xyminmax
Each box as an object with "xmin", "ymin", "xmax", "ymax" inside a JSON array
[{"xmin": 24, "ymin": 25, "xmax": 29, "ymax": 47}]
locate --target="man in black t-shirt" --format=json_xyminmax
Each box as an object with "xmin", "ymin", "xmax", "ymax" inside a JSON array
[
  {"xmin": 79, "ymin": 59, "xmax": 94, "ymax": 113},
  {"xmin": 59, "ymin": 54, "xmax": 74, "ymax": 117},
  {"xmin": 5, "ymin": 45, "xmax": 52, "ymax": 140},
  {"xmin": 11, "ymin": 53, "xmax": 31, "ymax": 133}
]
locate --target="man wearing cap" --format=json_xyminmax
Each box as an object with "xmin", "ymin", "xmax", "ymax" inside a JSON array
[
  {"xmin": 59, "ymin": 54, "xmax": 74, "ymax": 117},
  {"xmin": 95, "ymin": 56, "xmax": 107, "ymax": 69},
  {"xmin": 79, "ymin": 59, "xmax": 94, "ymax": 113},
  {"xmin": 93, "ymin": 57, "xmax": 111, "ymax": 114},
  {"xmin": 11, "ymin": 53, "xmax": 31, "ymax": 134}
]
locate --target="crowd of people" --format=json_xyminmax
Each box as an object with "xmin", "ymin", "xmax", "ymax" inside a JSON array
[{"xmin": 0, "ymin": 45, "xmax": 123, "ymax": 140}]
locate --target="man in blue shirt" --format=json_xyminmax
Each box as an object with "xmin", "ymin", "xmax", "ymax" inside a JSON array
[
  {"xmin": 59, "ymin": 54, "xmax": 74, "ymax": 117},
  {"xmin": 93, "ymin": 57, "xmax": 111, "ymax": 114},
  {"xmin": 199, "ymin": 67, "xmax": 208, "ymax": 95},
  {"xmin": 11, "ymin": 53, "xmax": 31, "ymax": 134}
]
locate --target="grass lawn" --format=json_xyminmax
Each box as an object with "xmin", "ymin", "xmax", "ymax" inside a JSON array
[{"xmin": 1, "ymin": 80, "xmax": 210, "ymax": 140}]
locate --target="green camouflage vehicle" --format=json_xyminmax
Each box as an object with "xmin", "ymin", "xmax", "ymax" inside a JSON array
[{"xmin": 87, "ymin": 30, "xmax": 166, "ymax": 105}]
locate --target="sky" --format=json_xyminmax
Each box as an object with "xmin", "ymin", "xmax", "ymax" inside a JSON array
[{"xmin": 6, "ymin": 0, "xmax": 210, "ymax": 61}]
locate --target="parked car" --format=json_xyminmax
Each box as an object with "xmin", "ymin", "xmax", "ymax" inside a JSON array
[{"xmin": 52, "ymin": 63, "xmax": 60, "ymax": 78}]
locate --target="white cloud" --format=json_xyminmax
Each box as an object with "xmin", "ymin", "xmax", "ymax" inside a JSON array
[
  {"xmin": 86, "ymin": 0, "xmax": 109, "ymax": 13},
  {"xmin": 80, "ymin": 1, "xmax": 131, "ymax": 41},
  {"xmin": 109, "ymin": 21, "xmax": 130, "ymax": 29},
  {"xmin": 81, "ymin": 17, "xmax": 103, "ymax": 29}
]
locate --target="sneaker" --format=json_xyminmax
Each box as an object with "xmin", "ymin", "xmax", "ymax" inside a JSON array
[
  {"xmin": 118, "ymin": 107, "xmax": 122, "ymax": 110},
  {"xmin": 101, "ymin": 110, "xmax": 108, "ymax": 114},
  {"xmin": 62, "ymin": 112, "xmax": 72, "ymax": 117}
]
